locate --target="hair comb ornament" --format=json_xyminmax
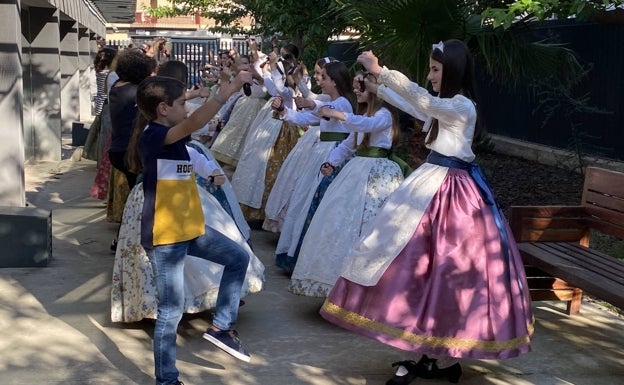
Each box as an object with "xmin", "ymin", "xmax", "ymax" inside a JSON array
[
  {"xmin": 323, "ymin": 57, "xmax": 331, "ymax": 63},
  {"xmin": 432, "ymin": 41, "xmax": 444, "ymax": 53}
]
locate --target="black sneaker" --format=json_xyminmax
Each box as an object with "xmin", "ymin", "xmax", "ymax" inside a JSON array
[{"xmin": 202, "ymin": 328, "xmax": 251, "ymax": 362}]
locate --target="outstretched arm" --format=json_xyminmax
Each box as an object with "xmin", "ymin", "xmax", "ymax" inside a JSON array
[{"xmin": 164, "ymin": 71, "xmax": 252, "ymax": 145}]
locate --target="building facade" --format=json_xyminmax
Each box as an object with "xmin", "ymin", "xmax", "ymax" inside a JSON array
[{"xmin": 0, "ymin": 0, "xmax": 133, "ymax": 206}]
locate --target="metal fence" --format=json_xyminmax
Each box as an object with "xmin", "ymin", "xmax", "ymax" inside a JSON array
[
  {"xmin": 106, "ymin": 37, "xmax": 253, "ymax": 87},
  {"xmin": 170, "ymin": 38, "xmax": 220, "ymax": 86}
]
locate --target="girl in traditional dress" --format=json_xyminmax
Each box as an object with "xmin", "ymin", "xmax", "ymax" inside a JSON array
[
  {"xmin": 231, "ymin": 43, "xmax": 304, "ymax": 222},
  {"xmin": 267, "ymin": 61, "xmax": 356, "ymax": 273},
  {"xmin": 289, "ymin": 72, "xmax": 405, "ymax": 297},
  {"xmin": 89, "ymin": 50, "xmax": 118, "ymax": 201},
  {"xmin": 210, "ymin": 55, "xmax": 267, "ymax": 166},
  {"xmin": 262, "ymin": 57, "xmax": 336, "ymax": 233},
  {"xmin": 320, "ymin": 40, "xmax": 533, "ymax": 384},
  {"xmin": 107, "ymin": 49, "xmax": 156, "ymax": 247}
]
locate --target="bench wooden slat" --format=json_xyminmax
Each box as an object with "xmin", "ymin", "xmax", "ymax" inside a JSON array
[
  {"xmin": 586, "ymin": 206, "xmax": 624, "ymax": 239},
  {"xmin": 582, "ymin": 167, "xmax": 624, "ymax": 201},
  {"xmin": 518, "ymin": 242, "xmax": 624, "ymax": 309},
  {"xmin": 530, "ymin": 289, "xmax": 581, "ymax": 302},
  {"xmin": 526, "ymin": 276, "xmax": 581, "ymax": 290},
  {"xmin": 511, "ymin": 205, "xmax": 587, "ymax": 219},
  {"xmin": 519, "ymin": 228, "xmax": 587, "ymax": 243},
  {"xmin": 585, "ymin": 191, "xmax": 624, "ymax": 212},
  {"xmin": 583, "ymin": 167, "xmax": 624, "ymax": 214},
  {"xmin": 520, "ymin": 218, "xmax": 588, "ymax": 230},
  {"xmin": 520, "ymin": 243, "xmax": 624, "ymax": 285},
  {"xmin": 510, "ymin": 206, "xmax": 588, "ymax": 242},
  {"xmin": 546, "ymin": 243, "xmax": 624, "ymax": 282},
  {"xmin": 590, "ymin": 221, "xmax": 624, "ymax": 239}
]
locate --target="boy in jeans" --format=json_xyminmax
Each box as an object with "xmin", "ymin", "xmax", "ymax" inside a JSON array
[{"xmin": 135, "ymin": 71, "xmax": 253, "ymax": 385}]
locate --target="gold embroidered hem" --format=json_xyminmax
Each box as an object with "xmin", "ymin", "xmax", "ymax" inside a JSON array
[{"xmin": 321, "ymin": 301, "xmax": 534, "ymax": 355}]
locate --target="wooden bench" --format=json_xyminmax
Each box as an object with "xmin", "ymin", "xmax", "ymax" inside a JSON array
[{"xmin": 510, "ymin": 166, "xmax": 624, "ymax": 315}]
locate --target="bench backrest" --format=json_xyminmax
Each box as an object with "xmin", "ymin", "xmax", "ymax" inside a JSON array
[
  {"xmin": 510, "ymin": 166, "xmax": 624, "ymax": 245},
  {"xmin": 582, "ymin": 167, "xmax": 624, "ymax": 239}
]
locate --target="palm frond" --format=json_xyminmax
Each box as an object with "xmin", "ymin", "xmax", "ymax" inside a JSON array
[
  {"xmin": 331, "ymin": 0, "xmax": 585, "ymax": 89},
  {"xmin": 465, "ymin": 17, "xmax": 583, "ymax": 88},
  {"xmin": 330, "ymin": 0, "xmax": 465, "ymax": 82}
]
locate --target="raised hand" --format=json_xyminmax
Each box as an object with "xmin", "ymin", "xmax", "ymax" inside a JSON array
[
  {"xmin": 357, "ymin": 51, "xmax": 383, "ymax": 78},
  {"xmin": 271, "ymin": 97, "xmax": 284, "ymax": 111},
  {"xmin": 294, "ymin": 96, "xmax": 313, "ymax": 110}
]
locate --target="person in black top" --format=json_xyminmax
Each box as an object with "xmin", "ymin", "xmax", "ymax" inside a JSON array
[{"xmin": 108, "ymin": 48, "xmax": 156, "ymax": 189}]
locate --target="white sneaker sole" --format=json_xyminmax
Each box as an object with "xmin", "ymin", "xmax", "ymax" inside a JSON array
[{"xmin": 202, "ymin": 332, "xmax": 251, "ymax": 362}]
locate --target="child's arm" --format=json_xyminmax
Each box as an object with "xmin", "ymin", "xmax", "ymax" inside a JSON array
[
  {"xmin": 326, "ymin": 133, "xmax": 356, "ymax": 167},
  {"xmin": 187, "ymin": 146, "xmax": 221, "ymax": 178},
  {"xmin": 187, "ymin": 146, "xmax": 227, "ymax": 185},
  {"xmin": 164, "ymin": 71, "xmax": 252, "ymax": 145}
]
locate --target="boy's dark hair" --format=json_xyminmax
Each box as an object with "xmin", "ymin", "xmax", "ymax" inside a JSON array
[
  {"xmin": 324, "ymin": 61, "xmax": 356, "ymax": 111},
  {"xmin": 115, "ymin": 48, "xmax": 157, "ymax": 84},
  {"xmin": 157, "ymin": 60, "xmax": 189, "ymax": 86},
  {"xmin": 127, "ymin": 76, "xmax": 186, "ymax": 174},
  {"xmin": 155, "ymin": 37, "xmax": 167, "ymax": 51},
  {"xmin": 94, "ymin": 47, "xmax": 117, "ymax": 72},
  {"xmin": 136, "ymin": 76, "xmax": 186, "ymax": 121}
]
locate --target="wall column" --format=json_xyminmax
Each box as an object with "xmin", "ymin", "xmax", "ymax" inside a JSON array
[
  {"xmin": 25, "ymin": 7, "xmax": 62, "ymax": 161},
  {"xmin": 78, "ymin": 26, "xmax": 92, "ymax": 120},
  {"xmin": 59, "ymin": 20, "xmax": 79, "ymax": 133},
  {"xmin": 0, "ymin": 0, "xmax": 26, "ymax": 206}
]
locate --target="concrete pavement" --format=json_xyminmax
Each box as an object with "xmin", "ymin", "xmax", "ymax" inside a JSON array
[{"xmin": 1, "ymin": 144, "xmax": 623, "ymax": 385}]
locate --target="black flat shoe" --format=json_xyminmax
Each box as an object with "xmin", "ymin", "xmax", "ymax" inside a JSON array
[
  {"xmin": 421, "ymin": 361, "xmax": 462, "ymax": 383},
  {"xmin": 385, "ymin": 360, "xmax": 420, "ymax": 385}
]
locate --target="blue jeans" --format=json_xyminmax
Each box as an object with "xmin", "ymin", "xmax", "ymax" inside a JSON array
[{"xmin": 147, "ymin": 226, "xmax": 249, "ymax": 385}]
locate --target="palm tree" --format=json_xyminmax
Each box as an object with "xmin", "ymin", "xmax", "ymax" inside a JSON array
[
  {"xmin": 328, "ymin": 0, "xmax": 599, "ymax": 166},
  {"xmin": 329, "ymin": 0, "xmax": 583, "ymax": 86}
]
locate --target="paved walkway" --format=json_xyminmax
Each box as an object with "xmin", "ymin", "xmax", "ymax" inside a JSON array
[{"xmin": 1, "ymin": 148, "xmax": 623, "ymax": 385}]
